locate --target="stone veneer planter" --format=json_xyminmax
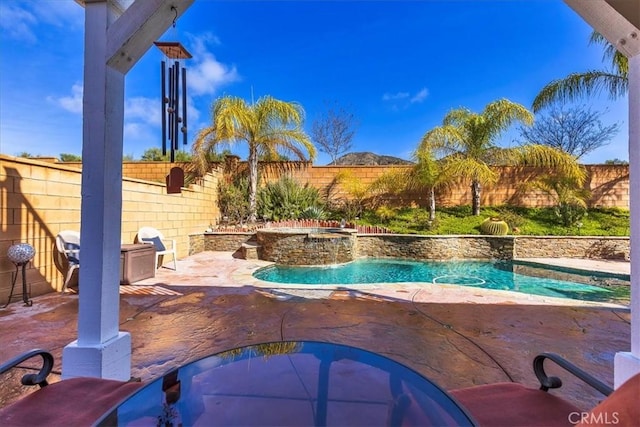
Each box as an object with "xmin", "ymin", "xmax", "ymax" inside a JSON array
[
  {"xmin": 357, "ymin": 234, "xmax": 515, "ymax": 260},
  {"xmin": 256, "ymin": 228, "xmax": 358, "ymax": 265},
  {"xmin": 194, "ymin": 233, "xmax": 630, "ymax": 262}
]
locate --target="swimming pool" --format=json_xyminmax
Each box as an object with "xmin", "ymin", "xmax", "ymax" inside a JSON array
[{"xmin": 253, "ymin": 258, "xmax": 630, "ymax": 304}]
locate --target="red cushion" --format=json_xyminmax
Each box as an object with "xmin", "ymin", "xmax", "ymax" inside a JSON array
[
  {"xmin": 450, "ymin": 382, "xmax": 581, "ymax": 427},
  {"xmin": 0, "ymin": 377, "xmax": 143, "ymax": 426},
  {"xmin": 576, "ymin": 373, "xmax": 640, "ymax": 427}
]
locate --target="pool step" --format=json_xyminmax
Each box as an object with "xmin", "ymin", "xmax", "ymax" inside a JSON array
[{"xmin": 240, "ymin": 242, "xmax": 261, "ymax": 260}]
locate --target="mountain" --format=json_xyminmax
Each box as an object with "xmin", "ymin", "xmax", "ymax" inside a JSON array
[{"xmin": 330, "ymin": 152, "xmax": 413, "ymax": 166}]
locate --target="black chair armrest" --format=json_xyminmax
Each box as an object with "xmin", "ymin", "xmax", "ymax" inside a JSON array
[
  {"xmin": 0, "ymin": 349, "xmax": 54, "ymax": 388},
  {"xmin": 533, "ymin": 352, "xmax": 613, "ymax": 396}
]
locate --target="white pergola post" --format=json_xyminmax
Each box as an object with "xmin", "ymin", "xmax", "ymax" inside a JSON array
[
  {"xmin": 614, "ymin": 52, "xmax": 640, "ymax": 387},
  {"xmin": 63, "ymin": 0, "xmax": 129, "ymax": 380},
  {"xmin": 63, "ymin": 0, "xmax": 193, "ymax": 380},
  {"xmin": 563, "ymin": 0, "xmax": 640, "ymax": 388}
]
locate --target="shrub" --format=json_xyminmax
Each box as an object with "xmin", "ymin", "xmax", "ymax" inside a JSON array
[
  {"xmin": 375, "ymin": 206, "xmax": 397, "ymax": 223},
  {"xmin": 301, "ymin": 206, "xmax": 327, "ymax": 220},
  {"xmin": 554, "ymin": 202, "xmax": 588, "ymax": 227},
  {"xmin": 257, "ymin": 176, "xmax": 323, "ymax": 221},
  {"xmin": 494, "ymin": 207, "xmax": 526, "ymax": 231},
  {"xmin": 218, "ymin": 177, "xmax": 250, "ymax": 224}
]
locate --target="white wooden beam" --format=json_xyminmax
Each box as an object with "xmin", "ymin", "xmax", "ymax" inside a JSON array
[
  {"xmin": 75, "ymin": 0, "xmax": 133, "ymax": 16},
  {"xmin": 564, "ymin": 0, "xmax": 640, "ymax": 57},
  {"xmin": 106, "ymin": 0, "xmax": 194, "ymax": 74}
]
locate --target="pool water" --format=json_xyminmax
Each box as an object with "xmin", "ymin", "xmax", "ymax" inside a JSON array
[{"xmin": 253, "ymin": 258, "xmax": 630, "ymax": 304}]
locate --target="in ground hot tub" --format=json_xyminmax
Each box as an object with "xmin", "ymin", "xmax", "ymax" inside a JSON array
[{"xmin": 256, "ymin": 227, "xmax": 357, "ymax": 265}]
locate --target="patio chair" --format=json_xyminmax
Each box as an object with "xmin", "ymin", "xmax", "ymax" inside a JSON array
[
  {"xmin": 448, "ymin": 352, "xmax": 640, "ymax": 427},
  {"xmin": 0, "ymin": 349, "xmax": 143, "ymax": 426},
  {"xmin": 55, "ymin": 230, "xmax": 80, "ymax": 293},
  {"xmin": 135, "ymin": 226, "xmax": 177, "ymax": 270}
]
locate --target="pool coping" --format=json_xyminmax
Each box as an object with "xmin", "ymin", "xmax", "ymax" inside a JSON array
[
  {"xmin": 232, "ymin": 256, "xmax": 630, "ymax": 310},
  {"xmin": 133, "ymin": 252, "xmax": 630, "ymax": 310}
]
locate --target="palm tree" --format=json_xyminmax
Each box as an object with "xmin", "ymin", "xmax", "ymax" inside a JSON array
[
  {"xmin": 193, "ymin": 95, "xmax": 316, "ymax": 222},
  {"xmin": 408, "ymin": 150, "xmax": 448, "ymax": 221},
  {"xmin": 532, "ymin": 32, "xmax": 628, "ymax": 112},
  {"xmin": 418, "ymin": 99, "xmax": 534, "ymax": 216},
  {"xmin": 418, "ymin": 99, "xmax": 586, "ymax": 216}
]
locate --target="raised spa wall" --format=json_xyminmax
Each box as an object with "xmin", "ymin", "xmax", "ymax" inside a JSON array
[
  {"xmin": 256, "ymin": 228, "xmax": 358, "ymax": 265},
  {"xmin": 193, "ymin": 233, "xmax": 630, "ymax": 263}
]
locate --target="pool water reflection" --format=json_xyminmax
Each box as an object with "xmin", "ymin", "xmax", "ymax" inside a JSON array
[{"xmin": 253, "ymin": 259, "xmax": 630, "ymax": 305}]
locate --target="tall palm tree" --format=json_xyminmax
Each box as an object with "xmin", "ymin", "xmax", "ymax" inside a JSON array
[
  {"xmin": 418, "ymin": 99, "xmax": 534, "ymax": 216},
  {"xmin": 532, "ymin": 32, "xmax": 628, "ymax": 112},
  {"xmin": 193, "ymin": 95, "xmax": 316, "ymax": 222},
  {"xmin": 418, "ymin": 99, "xmax": 585, "ymax": 216}
]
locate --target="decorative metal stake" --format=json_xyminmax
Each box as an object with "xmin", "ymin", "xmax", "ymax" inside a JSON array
[{"xmin": 154, "ymin": 40, "xmax": 192, "ymax": 162}]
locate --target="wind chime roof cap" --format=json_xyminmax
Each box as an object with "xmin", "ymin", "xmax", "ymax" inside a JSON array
[{"xmin": 154, "ymin": 41, "xmax": 192, "ymax": 59}]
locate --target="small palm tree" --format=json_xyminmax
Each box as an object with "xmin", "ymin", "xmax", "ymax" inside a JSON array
[
  {"xmin": 532, "ymin": 32, "xmax": 628, "ymax": 112},
  {"xmin": 193, "ymin": 95, "xmax": 316, "ymax": 222},
  {"xmin": 418, "ymin": 99, "xmax": 534, "ymax": 216},
  {"xmin": 408, "ymin": 150, "xmax": 449, "ymax": 221}
]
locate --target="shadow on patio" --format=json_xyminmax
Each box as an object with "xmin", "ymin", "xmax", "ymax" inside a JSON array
[{"xmin": 0, "ymin": 252, "xmax": 630, "ymax": 413}]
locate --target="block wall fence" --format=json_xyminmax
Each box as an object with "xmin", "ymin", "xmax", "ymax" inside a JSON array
[
  {"xmin": 258, "ymin": 162, "xmax": 630, "ymax": 209},
  {"xmin": 61, "ymin": 158, "xmax": 631, "ymax": 209},
  {"xmin": 0, "ymin": 155, "xmax": 221, "ymax": 304}
]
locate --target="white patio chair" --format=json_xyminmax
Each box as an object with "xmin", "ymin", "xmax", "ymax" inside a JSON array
[
  {"xmin": 55, "ymin": 230, "xmax": 80, "ymax": 293},
  {"xmin": 135, "ymin": 227, "xmax": 177, "ymax": 270}
]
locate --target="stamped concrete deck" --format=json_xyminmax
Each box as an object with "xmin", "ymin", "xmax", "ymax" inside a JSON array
[{"xmin": 0, "ymin": 252, "xmax": 631, "ymax": 414}]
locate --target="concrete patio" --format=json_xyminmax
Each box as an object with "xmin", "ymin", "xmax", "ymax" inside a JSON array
[{"xmin": 0, "ymin": 252, "xmax": 631, "ymax": 415}]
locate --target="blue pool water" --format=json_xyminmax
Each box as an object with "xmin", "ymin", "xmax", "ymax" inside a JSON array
[{"xmin": 253, "ymin": 258, "xmax": 630, "ymax": 304}]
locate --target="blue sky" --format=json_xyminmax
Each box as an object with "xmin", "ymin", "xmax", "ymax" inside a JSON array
[{"xmin": 0, "ymin": 0, "xmax": 629, "ymax": 165}]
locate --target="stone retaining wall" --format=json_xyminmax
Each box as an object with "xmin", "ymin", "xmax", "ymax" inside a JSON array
[
  {"xmin": 513, "ymin": 236, "xmax": 630, "ymax": 260},
  {"xmin": 197, "ymin": 233, "xmax": 630, "ymax": 261},
  {"xmin": 201, "ymin": 232, "xmax": 254, "ymax": 253},
  {"xmin": 357, "ymin": 235, "xmax": 515, "ymax": 260}
]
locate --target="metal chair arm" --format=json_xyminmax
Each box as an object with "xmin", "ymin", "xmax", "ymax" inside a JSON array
[
  {"xmin": 533, "ymin": 352, "xmax": 613, "ymax": 396},
  {"xmin": 0, "ymin": 349, "xmax": 54, "ymax": 388}
]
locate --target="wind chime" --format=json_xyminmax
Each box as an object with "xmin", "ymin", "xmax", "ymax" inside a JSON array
[{"xmin": 154, "ymin": 7, "xmax": 192, "ymax": 163}]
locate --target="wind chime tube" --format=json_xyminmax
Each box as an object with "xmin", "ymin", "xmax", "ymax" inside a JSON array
[
  {"xmin": 182, "ymin": 67, "xmax": 188, "ymax": 146},
  {"xmin": 168, "ymin": 65, "xmax": 175, "ymax": 153},
  {"xmin": 161, "ymin": 61, "xmax": 167, "ymax": 156},
  {"xmin": 174, "ymin": 61, "xmax": 180, "ymax": 154}
]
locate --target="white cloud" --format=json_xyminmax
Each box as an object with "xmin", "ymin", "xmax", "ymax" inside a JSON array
[
  {"xmin": 0, "ymin": 1, "xmax": 83, "ymax": 43},
  {"xmin": 410, "ymin": 88, "xmax": 429, "ymax": 103},
  {"xmin": 188, "ymin": 32, "xmax": 222, "ymax": 56},
  {"xmin": 181, "ymin": 32, "xmax": 240, "ymax": 97},
  {"xmin": 30, "ymin": 0, "xmax": 83, "ymax": 28},
  {"xmin": 0, "ymin": 3, "xmax": 37, "ymax": 43},
  {"xmin": 382, "ymin": 92, "xmax": 409, "ymax": 101},
  {"xmin": 124, "ymin": 122, "xmax": 148, "ymax": 140},
  {"xmin": 50, "ymin": 83, "xmax": 83, "ymax": 114},
  {"xmin": 126, "ymin": 97, "xmax": 161, "ymax": 126},
  {"xmin": 383, "ymin": 88, "xmax": 429, "ymax": 109},
  {"xmin": 189, "ymin": 57, "xmax": 240, "ymax": 96}
]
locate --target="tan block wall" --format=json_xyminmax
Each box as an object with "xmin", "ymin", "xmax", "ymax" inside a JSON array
[
  {"xmin": 0, "ymin": 155, "xmax": 220, "ymax": 305},
  {"xmin": 62, "ymin": 161, "xmax": 197, "ymax": 183},
  {"xmin": 256, "ymin": 163, "xmax": 629, "ymax": 209},
  {"xmin": 62, "ymin": 159, "xmax": 629, "ymax": 209}
]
